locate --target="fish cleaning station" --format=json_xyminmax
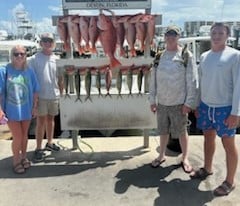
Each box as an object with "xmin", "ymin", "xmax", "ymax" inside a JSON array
[{"xmin": 53, "ymin": 0, "xmax": 162, "ymax": 149}]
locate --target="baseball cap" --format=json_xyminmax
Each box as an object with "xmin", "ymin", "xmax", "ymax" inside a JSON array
[
  {"xmin": 165, "ymin": 25, "xmax": 180, "ymax": 35},
  {"xmin": 40, "ymin": 32, "xmax": 55, "ymax": 40}
]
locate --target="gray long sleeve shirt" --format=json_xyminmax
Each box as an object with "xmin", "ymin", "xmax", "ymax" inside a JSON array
[
  {"xmin": 149, "ymin": 48, "xmax": 198, "ymax": 109},
  {"xmin": 198, "ymin": 46, "xmax": 240, "ymax": 116}
]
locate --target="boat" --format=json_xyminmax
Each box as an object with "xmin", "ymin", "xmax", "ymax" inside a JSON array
[{"xmin": 0, "ymin": 39, "xmax": 40, "ymax": 66}]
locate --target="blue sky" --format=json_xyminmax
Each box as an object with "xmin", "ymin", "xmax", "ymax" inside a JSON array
[{"xmin": 0, "ymin": 0, "xmax": 240, "ymax": 34}]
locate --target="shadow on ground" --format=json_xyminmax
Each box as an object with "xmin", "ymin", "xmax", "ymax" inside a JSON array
[
  {"xmin": 115, "ymin": 164, "xmax": 214, "ymax": 206},
  {"xmin": 0, "ymin": 146, "xmax": 148, "ymax": 179}
]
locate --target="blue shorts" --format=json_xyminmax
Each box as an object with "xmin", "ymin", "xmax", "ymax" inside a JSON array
[{"xmin": 197, "ymin": 101, "xmax": 236, "ymax": 138}]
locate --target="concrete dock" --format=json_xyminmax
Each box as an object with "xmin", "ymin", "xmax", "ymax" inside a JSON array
[{"xmin": 0, "ymin": 132, "xmax": 240, "ymax": 206}]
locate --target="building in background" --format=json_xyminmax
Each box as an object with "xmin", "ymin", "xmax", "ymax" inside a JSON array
[{"xmin": 184, "ymin": 21, "xmax": 240, "ymax": 37}]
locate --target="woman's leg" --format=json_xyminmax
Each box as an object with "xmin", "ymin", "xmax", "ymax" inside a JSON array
[
  {"xmin": 20, "ymin": 120, "xmax": 31, "ymax": 159},
  {"xmin": 8, "ymin": 121, "xmax": 22, "ymax": 166}
]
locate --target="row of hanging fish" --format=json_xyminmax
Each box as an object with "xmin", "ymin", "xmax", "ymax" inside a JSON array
[
  {"xmin": 63, "ymin": 64, "xmax": 151, "ymax": 102},
  {"xmin": 57, "ymin": 9, "xmax": 156, "ymax": 69}
]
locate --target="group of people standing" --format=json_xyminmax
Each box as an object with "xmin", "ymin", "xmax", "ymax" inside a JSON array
[
  {"xmin": 0, "ymin": 33, "xmax": 63, "ymax": 173},
  {"xmin": 0, "ymin": 22, "xmax": 239, "ymax": 197},
  {"xmin": 149, "ymin": 22, "xmax": 240, "ymax": 197}
]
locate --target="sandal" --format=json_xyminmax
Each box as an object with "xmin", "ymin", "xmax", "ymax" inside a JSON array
[
  {"xmin": 21, "ymin": 158, "xmax": 31, "ymax": 169},
  {"xmin": 213, "ymin": 181, "xmax": 235, "ymax": 196},
  {"xmin": 190, "ymin": 167, "xmax": 213, "ymax": 180},
  {"xmin": 13, "ymin": 163, "xmax": 25, "ymax": 174},
  {"xmin": 151, "ymin": 158, "xmax": 166, "ymax": 168},
  {"xmin": 181, "ymin": 161, "xmax": 193, "ymax": 173}
]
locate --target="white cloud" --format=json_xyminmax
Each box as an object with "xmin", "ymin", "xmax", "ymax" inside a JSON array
[
  {"xmin": 34, "ymin": 17, "xmax": 56, "ymax": 34},
  {"xmin": 48, "ymin": 5, "xmax": 63, "ymax": 15}
]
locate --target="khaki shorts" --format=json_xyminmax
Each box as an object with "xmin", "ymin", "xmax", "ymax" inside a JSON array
[
  {"xmin": 156, "ymin": 104, "xmax": 188, "ymax": 139},
  {"xmin": 37, "ymin": 99, "xmax": 59, "ymax": 116}
]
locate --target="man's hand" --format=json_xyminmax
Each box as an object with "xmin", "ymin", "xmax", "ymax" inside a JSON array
[
  {"xmin": 150, "ymin": 104, "xmax": 157, "ymax": 113},
  {"xmin": 182, "ymin": 105, "xmax": 191, "ymax": 115},
  {"xmin": 224, "ymin": 115, "xmax": 239, "ymax": 129}
]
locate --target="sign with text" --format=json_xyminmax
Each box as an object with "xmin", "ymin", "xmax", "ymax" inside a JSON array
[{"xmin": 62, "ymin": 0, "xmax": 151, "ymax": 10}]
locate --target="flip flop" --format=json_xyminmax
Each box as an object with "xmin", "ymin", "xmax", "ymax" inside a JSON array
[
  {"xmin": 21, "ymin": 158, "xmax": 31, "ymax": 169},
  {"xmin": 13, "ymin": 163, "xmax": 25, "ymax": 174},
  {"xmin": 190, "ymin": 167, "xmax": 213, "ymax": 180},
  {"xmin": 213, "ymin": 181, "xmax": 235, "ymax": 196},
  {"xmin": 181, "ymin": 161, "xmax": 193, "ymax": 173},
  {"xmin": 151, "ymin": 158, "xmax": 166, "ymax": 168}
]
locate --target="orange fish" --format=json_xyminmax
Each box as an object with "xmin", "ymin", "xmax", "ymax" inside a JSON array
[
  {"xmin": 139, "ymin": 14, "xmax": 156, "ymax": 46},
  {"xmin": 97, "ymin": 12, "xmax": 121, "ymax": 69},
  {"xmin": 112, "ymin": 16, "xmax": 126, "ymax": 57},
  {"xmin": 89, "ymin": 16, "xmax": 99, "ymax": 54},
  {"xmin": 118, "ymin": 15, "xmax": 137, "ymax": 57},
  {"xmin": 67, "ymin": 15, "xmax": 83, "ymax": 55},
  {"xmin": 79, "ymin": 16, "xmax": 90, "ymax": 52},
  {"xmin": 57, "ymin": 16, "xmax": 70, "ymax": 51}
]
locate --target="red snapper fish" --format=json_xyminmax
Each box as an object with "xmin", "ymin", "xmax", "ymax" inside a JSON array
[
  {"xmin": 139, "ymin": 14, "xmax": 156, "ymax": 46},
  {"xmin": 57, "ymin": 16, "xmax": 70, "ymax": 51},
  {"xmin": 112, "ymin": 16, "xmax": 126, "ymax": 57},
  {"xmin": 79, "ymin": 16, "xmax": 90, "ymax": 52},
  {"xmin": 97, "ymin": 12, "xmax": 121, "ymax": 69},
  {"xmin": 89, "ymin": 16, "xmax": 99, "ymax": 54},
  {"xmin": 67, "ymin": 15, "xmax": 82, "ymax": 55}
]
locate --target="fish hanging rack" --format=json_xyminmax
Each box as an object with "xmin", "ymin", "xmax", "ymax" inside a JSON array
[{"xmin": 52, "ymin": 7, "xmax": 160, "ymax": 149}]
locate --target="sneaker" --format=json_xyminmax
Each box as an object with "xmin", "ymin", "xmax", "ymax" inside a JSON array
[
  {"xmin": 45, "ymin": 143, "xmax": 60, "ymax": 151},
  {"xmin": 33, "ymin": 149, "xmax": 44, "ymax": 162}
]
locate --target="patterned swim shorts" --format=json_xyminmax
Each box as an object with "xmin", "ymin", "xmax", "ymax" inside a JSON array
[{"xmin": 197, "ymin": 101, "xmax": 236, "ymax": 137}]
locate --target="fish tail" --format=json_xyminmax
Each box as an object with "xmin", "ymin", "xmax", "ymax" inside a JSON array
[
  {"xmin": 64, "ymin": 43, "xmax": 71, "ymax": 51},
  {"xmin": 130, "ymin": 48, "xmax": 137, "ymax": 57},
  {"xmin": 90, "ymin": 47, "xmax": 97, "ymax": 54},
  {"xmin": 85, "ymin": 43, "xmax": 90, "ymax": 52}
]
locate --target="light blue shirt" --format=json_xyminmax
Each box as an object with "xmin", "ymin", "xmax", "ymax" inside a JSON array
[
  {"xmin": 0, "ymin": 64, "xmax": 40, "ymax": 121},
  {"xmin": 199, "ymin": 46, "xmax": 240, "ymax": 116}
]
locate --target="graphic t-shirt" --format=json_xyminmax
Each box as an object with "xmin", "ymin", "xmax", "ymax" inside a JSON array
[{"xmin": 0, "ymin": 64, "xmax": 40, "ymax": 121}]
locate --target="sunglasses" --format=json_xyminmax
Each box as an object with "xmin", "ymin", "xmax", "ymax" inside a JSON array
[
  {"xmin": 13, "ymin": 52, "xmax": 26, "ymax": 57},
  {"xmin": 41, "ymin": 38, "xmax": 53, "ymax": 43},
  {"xmin": 165, "ymin": 31, "xmax": 178, "ymax": 37}
]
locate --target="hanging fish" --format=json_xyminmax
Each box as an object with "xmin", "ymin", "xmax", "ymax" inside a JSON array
[
  {"xmin": 116, "ymin": 68, "xmax": 122, "ymax": 98},
  {"xmin": 95, "ymin": 68, "xmax": 102, "ymax": 97},
  {"xmin": 85, "ymin": 68, "xmax": 92, "ymax": 102},
  {"xmin": 64, "ymin": 65, "xmax": 75, "ymax": 98},
  {"xmin": 105, "ymin": 66, "xmax": 112, "ymax": 97},
  {"xmin": 74, "ymin": 69, "xmax": 82, "ymax": 102},
  {"xmin": 112, "ymin": 16, "xmax": 126, "ymax": 57},
  {"xmin": 67, "ymin": 15, "xmax": 82, "ymax": 55},
  {"xmin": 97, "ymin": 10, "xmax": 121, "ymax": 69},
  {"xmin": 127, "ymin": 67, "xmax": 133, "ymax": 96},
  {"xmin": 57, "ymin": 16, "xmax": 71, "ymax": 51},
  {"xmin": 137, "ymin": 67, "xmax": 144, "ymax": 95},
  {"xmin": 79, "ymin": 16, "xmax": 90, "ymax": 52},
  {"xmin": 89, "ymin": 16, "xmax": 99, "ymax": 54},
  {"xmin": 64, "ymin": 71, "xmax": 70, "ymax": 98}
]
